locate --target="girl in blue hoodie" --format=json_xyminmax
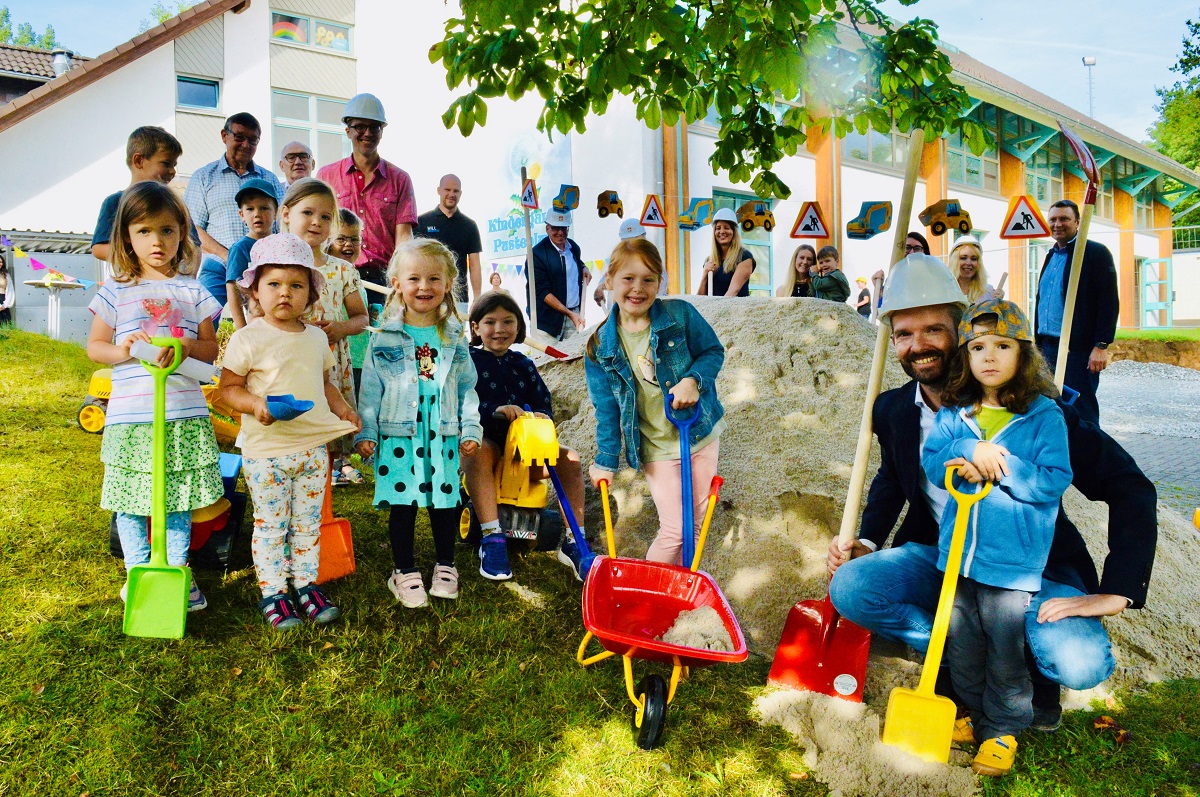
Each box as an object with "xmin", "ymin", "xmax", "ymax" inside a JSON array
[{"xmin": 922, "ymin": 298, "xmax": 1072, "ymax": 778}]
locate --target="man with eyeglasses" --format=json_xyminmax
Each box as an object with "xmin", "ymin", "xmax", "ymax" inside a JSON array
[
  {"xmin": 184, "ymin": 112, "xmax": 285, "ymax": 306},
  {"xmin": 528, "ymin": 209, "xmax": 589, "ymax": 340},
  {"xmin": 417, "ymin": 174, "xmax": 483, "ymax": 315},
  {"xmin": 317, "ymin": 93, "xmax": 417, "ymax": 288},
  {"xmin": 278, "ymin": 141, "xmax": 314, "ymax": 185}
]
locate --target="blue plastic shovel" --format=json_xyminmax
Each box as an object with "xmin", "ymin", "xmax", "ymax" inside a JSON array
[{"xmin": 662, "ymin": 390, "xmax": 701, "ymax": 569}]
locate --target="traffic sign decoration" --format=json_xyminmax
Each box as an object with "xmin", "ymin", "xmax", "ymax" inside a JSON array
[
  {"xmin": 999, "ymin": 195, "xmax": 1051, "ymax": 239},
  {"xmin": 639, "ymin": 194, "xmax": 667, "ymax": 227},
  {"xmin": 790, "ymin": 201, "xmax": 829, "ymax": 238},
  {"xmin": 520, "ymin": 179, "xmax": 538, "ymax": 209}
]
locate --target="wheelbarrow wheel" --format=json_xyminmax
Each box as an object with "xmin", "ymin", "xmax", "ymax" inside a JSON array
[{"xmin": 631, "ymin": 674, "xmax": 667, "ymax": 750}]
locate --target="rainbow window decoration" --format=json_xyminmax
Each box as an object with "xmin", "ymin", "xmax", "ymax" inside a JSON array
[{"xmin": 271, "ymin": 13, "xmax": 309, "ymax": 44}]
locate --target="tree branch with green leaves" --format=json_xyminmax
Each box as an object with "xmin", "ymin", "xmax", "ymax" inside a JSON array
[{"xmin": 431, "ymin": 0, "xmax": 989, "ymax": 198}]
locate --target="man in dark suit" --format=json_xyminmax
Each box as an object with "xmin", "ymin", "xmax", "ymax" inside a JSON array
[
  {"xmin": 828, "ymin": 256, "xmax": 1156, "ymax": 731},
  {"xmin": 1034, "ymin": 199, "xmax": 1119, "ymax": 425},
  {"xmin": 528, "ymin": 209, "xmax": 589, "ymax": 340}
]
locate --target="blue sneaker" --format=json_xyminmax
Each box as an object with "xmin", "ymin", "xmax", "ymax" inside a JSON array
[
  {"xmin": 258, "ymin": 592, "xmax": 302, "ymax": 630},
  {"xmin": 188, "ymin": 582, "xmax": 208, "ymax": 612},
  {"xmin": 296, "ymin": 584, "xmax": 340, "ymax": 623},
  {"xmin": 557, "ymin": 538, "xmax": 584, "ymax": 582},
  {"xmin": 478, "ymin": 533, "xmax": 512, "ymax": 581}
]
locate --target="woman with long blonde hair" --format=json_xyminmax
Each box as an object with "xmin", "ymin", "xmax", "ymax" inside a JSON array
[
  {"xmin": 777, "ymin": 244, "xmax": 816, "ymax": 297},
  {"xmin": 696, "ymin": 208, "xmax": 756, "ymax": 296},
  {"xmin": 949, "ymin": 237, "xmax": 1003, "ymax": 303}
]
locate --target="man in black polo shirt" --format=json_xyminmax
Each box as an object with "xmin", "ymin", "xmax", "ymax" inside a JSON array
[{"xmin": 416, "ymin": 174, "xmax": 483, "ymax": 313}]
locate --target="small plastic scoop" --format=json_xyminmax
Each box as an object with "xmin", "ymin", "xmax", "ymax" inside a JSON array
[{"xmin": 266, "ymin": 394, "xmax": 314, "ymax": 421}]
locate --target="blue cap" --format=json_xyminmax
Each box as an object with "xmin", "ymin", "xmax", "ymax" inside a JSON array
[{"xmin": 235, "ymin": 178, "xmax": 279, "ymax": 207}]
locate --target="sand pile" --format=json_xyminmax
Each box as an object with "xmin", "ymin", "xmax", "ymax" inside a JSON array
[
  {"xmin": 538, "ymin": 296, "xmax": 1200, "ymax": 796},
  {"xmin": 659, "ymin": 606, "xmax": 734, "ymax": 651}
]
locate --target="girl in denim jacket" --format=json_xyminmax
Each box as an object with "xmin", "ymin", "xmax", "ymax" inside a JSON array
[
  {"xmin": 355, "ymin": 239, "xmax": 482, "ymax": 608},
  {"xmin": 585, "ymin": 239, "xmax": 725, "ymax": 564}
]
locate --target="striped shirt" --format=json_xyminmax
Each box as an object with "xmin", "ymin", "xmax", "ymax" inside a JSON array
[
  {"xmin": 183, "ymin": 158, "xmax": 285, "ymax": 249},
  {"xmin": 88, "ymin": 276, "xmax": 221, "ymax": 425}
]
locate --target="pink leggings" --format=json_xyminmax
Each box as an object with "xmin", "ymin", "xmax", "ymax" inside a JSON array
[{"xmin": 642, "ymin": 440, "xmax": 720, "ymax": 565}]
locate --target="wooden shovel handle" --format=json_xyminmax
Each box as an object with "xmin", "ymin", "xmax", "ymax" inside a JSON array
[{"xmin": 836, "ymin": 128, "xmax": 925, "ymax": 547}]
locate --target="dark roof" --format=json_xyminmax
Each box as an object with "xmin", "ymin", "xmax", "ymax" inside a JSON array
[
  {"xmin": 0, "ymin": 0, "xmax": 248, "ymax": 133},
  {"xmin": 0, "ymin": 44, "xmax": 89, "ymax": 80}
]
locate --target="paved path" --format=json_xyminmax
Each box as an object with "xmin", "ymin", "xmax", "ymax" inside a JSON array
[{"xmin": 1099, "ymin": 361, "xmax": 1200, "ymax": 520}]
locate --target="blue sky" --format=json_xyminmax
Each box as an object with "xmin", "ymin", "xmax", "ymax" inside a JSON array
[{"xmin": 6, "ymin": 0, "xmax": 1196, "ymax": 144}]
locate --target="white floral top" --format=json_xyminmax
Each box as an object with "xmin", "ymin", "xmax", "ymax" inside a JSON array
[{"xmin": 310, "ymin": 254, "xmax": 363, "ymax": 410}]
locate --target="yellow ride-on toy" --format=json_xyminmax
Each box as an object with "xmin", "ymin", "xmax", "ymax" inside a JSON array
[
  {"xmin": 459, "ymin": 411, "xmax": 564, "ymax": 551},
  {"xmin": 77, "ymin": 369, "xmax": 242, "ymax": 446}
]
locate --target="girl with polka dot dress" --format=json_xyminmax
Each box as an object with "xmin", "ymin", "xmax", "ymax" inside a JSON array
[{"xmin": 355, "ymin": 239, "xmax": 482, "ymax": 608}]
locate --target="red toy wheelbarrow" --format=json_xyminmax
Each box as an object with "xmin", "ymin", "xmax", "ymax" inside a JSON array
[{"xmin": 575, "ymin": 477, "xmax": 747, "ymax": 749}]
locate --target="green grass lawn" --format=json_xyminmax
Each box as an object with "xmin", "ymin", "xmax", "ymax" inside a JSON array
[
  {"xmin": 1116, "ymin": 327, "xmax": 1200, "ymax": 342},
  {"xmin": 1, "ymin": 327, "xmax": 1197, "ymax": 797}
]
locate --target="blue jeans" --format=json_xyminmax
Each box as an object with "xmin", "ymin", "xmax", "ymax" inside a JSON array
[
  {"xmin": 115, "ymin": 511, "xmax": 192, "ymax": 570},
  {"xmin": 829, "ymin": 543, "xmax": 1115, "ymax": 690}
]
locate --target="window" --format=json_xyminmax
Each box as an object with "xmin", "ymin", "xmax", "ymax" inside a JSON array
[
  {"xmin": 1097, "ymin": 161, "xmax": 1115, "ymax": 220},
  {"xmin": 1025, "ymin": 138, "xmax": 1064, "ymax": 206},
  {"xmin": 176, "ymin": 76, "xmax": 219, "ymax": 110},
  {"xmin": 840, "ymin": 127, "xmax": 908, "ymax": 171},
  {"xmin": 271, "ymin": 12, "xmax": 352, "ymax": 53},
  {"xmin": 945, "ymin": 104, "xmax": 999, "ymax": 193},
  {"xmin": 272, "ymin": 90, "xmax": 350, "ymax": 176},
  {"xmin": 1135, "ymin": 182, "xmax": 1156, "ymax": 229},
  {"xmin": 712, "ymin": 190, "xmax": 773, "ymax": 295}
]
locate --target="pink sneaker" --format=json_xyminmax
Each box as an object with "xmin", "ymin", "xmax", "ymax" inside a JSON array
[
  {"xmin": 429, "ymin": 564, "xmax": 459, "ymax": 600},
  {"xmin": 387, "ymin": 570, "xmax": 428, "ymax": 609}
]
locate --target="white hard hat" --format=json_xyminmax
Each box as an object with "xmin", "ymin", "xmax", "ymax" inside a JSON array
[
  {"xmin": 878, "ymin": 253, "xmax": 968, "ymax": 325},
  {"xmin": 713, "ymin": 207, "xmax": 738, "ymax": 225},
  {"xmin": 618, "ymin": 218, "xmax": 646, "ymax": 239},
  {"xmin": 545, "ymin": 209, "xmax": 572, "ymax": 227},
  {"xmin": 948, "ymin": 235, "xmax": 980, "ymax": 257},
  {"xmin": 342, "ymin": 93, "xmax": 387, "ymax": 125}
]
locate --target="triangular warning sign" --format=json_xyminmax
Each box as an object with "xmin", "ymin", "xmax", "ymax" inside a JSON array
[
  {"xmin": 639, "ymin": 194, "xmax": 667, "ymax": 228},
  {"xmin": 999, "ymin": 195, "xmax": 1051, "ymax": 239},
  {"xmin": 520, "ymin": 179, "xmax": 538, "ymax": 209},
  {"xmin": 790, "ymin": 201, "xmax": 830, "ymax": 239}
]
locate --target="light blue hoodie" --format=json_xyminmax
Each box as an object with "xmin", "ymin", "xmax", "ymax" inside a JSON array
[{"xmin": 921, "ymin": 394, "xmax": 1072, "ymax": 592}]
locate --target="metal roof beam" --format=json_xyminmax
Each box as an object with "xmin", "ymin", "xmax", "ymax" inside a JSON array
[
  {"xmin": 1002, "ymin": 126, "xmax": 1056, "ymax": 163},
  {"xmin": 1117, "ymin": 169, "xmax": 1161, "ymax": 196},
  {"xmin": 1159, "ymin": 184, "xmax": 1198, "ymax": 210}
]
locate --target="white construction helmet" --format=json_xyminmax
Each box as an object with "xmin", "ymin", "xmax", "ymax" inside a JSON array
[
  {"xmin": 878, "ymin": 253, "xmax": 969, "ymax": 325},
  {"xmin": 342, "ymin": 93, "xmax": 387, "ymax": 125}
]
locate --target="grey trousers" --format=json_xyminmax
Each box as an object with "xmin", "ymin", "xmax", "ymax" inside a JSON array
[{"xmin": 948, "ymin": 578, "xmax": 1034, "ymax": 740}]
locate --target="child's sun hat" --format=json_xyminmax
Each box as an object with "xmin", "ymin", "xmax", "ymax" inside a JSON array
[
  {"xmin": 237, "ymin": 232, "xmax": 327, "ymax": 294},
  {"xmin": 959, "ymin": 297, "xmax": 1032, "ymax": 344}
]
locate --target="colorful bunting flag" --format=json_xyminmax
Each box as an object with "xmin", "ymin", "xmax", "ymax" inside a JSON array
[
  {"xmin": 14, "ymin": 246, "xmax": 28, "ymax": 259},
  {"xmin": 1, "ymin": 235, "xmax": 12, "ymax": 246},
  {"xmin": 29, "ymin": 257, "xmax": 46, "ymax": 270}
]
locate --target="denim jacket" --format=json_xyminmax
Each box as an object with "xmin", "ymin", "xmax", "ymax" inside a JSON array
[
  {"xmin": 584, "ymin": 298, "xmax": 724, "ymax": 471},
  {"xmin": 354, "ymin": 313, "xmax": 482, "ymax": 446}
]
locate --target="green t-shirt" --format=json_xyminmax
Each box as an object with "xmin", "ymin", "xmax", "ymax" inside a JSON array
[
  {"xmin": 975, "ymin": 404, "xmax": 1014, "ymax": 441},
  {"xmin": 617, "ymin": 323, "xmax": 722, "ymax": 462}
]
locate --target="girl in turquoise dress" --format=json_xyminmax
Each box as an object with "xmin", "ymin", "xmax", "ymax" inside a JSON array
[{"xmin": 355, "ymin": 238, "xmax": 482, "ymax": 608}]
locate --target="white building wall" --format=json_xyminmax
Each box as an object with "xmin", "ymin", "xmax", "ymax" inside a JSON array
[
  {"xmin": 838, "ymin": 166, "xmax": 921, "ymax": 295},
  {"xmin": 218, "ymin": 1, "xmax": 273, "ymax": 177},
  {"xmin": 1171, "ymin": 251, "xmax": 1200, "ymax": 324},
  {"xmin": 0, "ymin": 45, "xmax": 176, "ymax": 235}
]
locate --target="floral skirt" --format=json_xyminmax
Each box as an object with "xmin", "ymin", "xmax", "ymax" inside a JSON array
[{"xmin": 100, "ymin": 417, "xmax": 224, "ymax": 515}]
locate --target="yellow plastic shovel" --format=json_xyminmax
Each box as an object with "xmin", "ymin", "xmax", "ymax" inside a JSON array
[{"xmin": 881, "ymin": 467, "xmax": 991, "ymax": 762}]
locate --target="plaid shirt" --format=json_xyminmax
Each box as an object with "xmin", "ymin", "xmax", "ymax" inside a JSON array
[
  {"xmin": 317, "ymin": 157, "xmax": 417, "ymax": 271},
  {"xmin": 184, "ymin": 158, "xmax": 285, "ymax": 249}
]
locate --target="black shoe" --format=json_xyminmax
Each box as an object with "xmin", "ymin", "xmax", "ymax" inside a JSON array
[{"xmin": 1031, "ymin": 680, "xmax": 1063, "ymax": 732}]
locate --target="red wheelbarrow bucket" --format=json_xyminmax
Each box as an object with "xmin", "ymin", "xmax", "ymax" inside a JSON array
[{"xmin": 576, "ymin": 478, "xmax": 746, "ymax": 750}]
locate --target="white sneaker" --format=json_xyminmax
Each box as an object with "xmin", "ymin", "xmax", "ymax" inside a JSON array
[
  {"xmin": 429, "ymin": 564, "xmax": 459, "ymax": 600},
  {"xmin": 387, "ymin": 570, "xmax": 428, "ymax": 609}
]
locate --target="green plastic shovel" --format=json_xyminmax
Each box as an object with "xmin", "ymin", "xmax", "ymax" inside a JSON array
[{"xmin": 123, "ymin": 337, "xmax": 192, "ymax": 639}]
